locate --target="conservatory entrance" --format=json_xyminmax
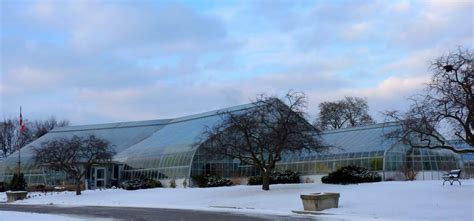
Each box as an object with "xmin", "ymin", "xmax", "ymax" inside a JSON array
[
  {"xmin": 88, "ymin": 166, "xmax": 108, "ymax": 189},
  {"xmin": 94, "ymin": 167, "xmax": 106, "ymax": 188}
]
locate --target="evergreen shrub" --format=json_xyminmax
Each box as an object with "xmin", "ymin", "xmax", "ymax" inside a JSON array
[
  {"xmin": 122, "ymin": 178, "xmax": 162, "ymax": 190},
  {"xmin": 10, "ymin": 173, "xmax": 27, "ymax": 191},
  {"xmin": 191, "ymin": 174, "xmax": 232, "ymax": 188},
  {"xmin": 145, "ymin": 179, "xmax": 162, "ymax": 188},
  {"xmin": 321, "ymin": 165, "xmax": 381, "ymax": 184}
]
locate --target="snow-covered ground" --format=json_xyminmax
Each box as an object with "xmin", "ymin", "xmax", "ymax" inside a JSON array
[
  {"xmin": 1, "ymin": 180, "xmax": 473, "ymax": 221},
  {"xmin": 0, "ymin": 211, "xmax": 113, "ymax": 221}
]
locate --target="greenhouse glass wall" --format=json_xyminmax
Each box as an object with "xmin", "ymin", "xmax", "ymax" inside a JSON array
[
  {"xmin": 448, "ymin": 140, "xmax": 474, "ymax": 178},
  {"xmin": 192, "ymin": 122, "xmax": 462, "ymax": 182},
  {"xmin": 0, "ymin": 103, "xmax": 463, "ymax": 188}
]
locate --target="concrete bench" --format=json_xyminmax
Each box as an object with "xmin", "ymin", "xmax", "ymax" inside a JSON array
[
  {"xmin": 300, "ymin": 192, "xmax": 340, "ymax": 211},
  {"xmin": 6, "ymin": 191, "xmax": 28, "ymax": 203}
]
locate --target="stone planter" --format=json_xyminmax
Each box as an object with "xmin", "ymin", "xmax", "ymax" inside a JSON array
[
  {"xmin": 300, "ymin": 192, "xmax": 340, "ymax": 211},
  {"xmin": 6, "ymin": 191, "xmax": 28, "ymax": 203}
]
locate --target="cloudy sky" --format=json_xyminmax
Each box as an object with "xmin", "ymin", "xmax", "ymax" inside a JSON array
[{"xmin": 1, "ymin": 0, "xmax": 473, "ymax": 125}]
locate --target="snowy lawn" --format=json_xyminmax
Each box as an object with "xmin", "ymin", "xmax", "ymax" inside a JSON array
[{"xmin": 3, "ymin": 180, "xmax": 474, "ymax": 221}]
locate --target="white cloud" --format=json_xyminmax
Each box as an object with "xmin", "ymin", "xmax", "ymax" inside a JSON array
[
  {"xmin": 359, "ymin": 76, "xmax": 428, "ymax": 98},
  {"xmin": 390, "ymin": 0, "xmax": 473, "ymax": 49},
  {"xmin": 391, "ymin": 0, "xmax": 411, "ymax": 13},
  {"xmin": 343, "ymin": 22, "xmax": 371, "ymax": 40},
  {"xmin": 1, "ymin": 1, "xmax": 472, "ymax": 125},
  {"xmin": 67, "ymin": 3, "xmax": 231, "ymax": 57},
  {"xmin": 28, "ymin": 1, "xmax": 56, "ymax": 19},
  {"xmin": 1, "ymin": 67, "xmax": 65, "ymax": 95}
]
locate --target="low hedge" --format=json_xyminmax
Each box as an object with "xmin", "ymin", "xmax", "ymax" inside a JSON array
[
  {"xmin": 28, "ymin": 184, "xmax": 47, "ymax": 192},
  {"xmin": 121, "ymin": 178, "xmax": 162, "ymax": 190},
  {"xmin": 191, "ymin": 174, "xmax": 232, "ymax": 188},
  {"xmin": 247, "ymin": 170, "xmax": 300, "ymax": 185},
  {"xmin": 321, "ymin": 165, "xmax": 381, "ymax": 184}
]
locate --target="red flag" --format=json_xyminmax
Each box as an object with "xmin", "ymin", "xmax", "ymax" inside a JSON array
[{"xmin": 19, "ymin": 107, "xmax": 25, "ymax": 133}]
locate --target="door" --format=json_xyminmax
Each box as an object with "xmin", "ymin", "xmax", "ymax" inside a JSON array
[{"xmin": 94, "ymin": 167, "xmax": 106, "ymax": 188}]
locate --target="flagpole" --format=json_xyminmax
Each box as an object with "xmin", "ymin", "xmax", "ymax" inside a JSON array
[{"xmin": 18, "ymin": 106, "xmax": 22, "ymax": 176}]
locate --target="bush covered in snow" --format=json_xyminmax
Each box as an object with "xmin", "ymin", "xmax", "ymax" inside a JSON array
[
  {"xmin": 121, "ymin": 178, "xmax": 162, "ymax": 190},
  {"xmin": 247, "ymin": 170, "xmax": 300, "ymax": 185},
  {"xmin": 146, "ymin": 179, "xmax": 163, "ymax": 188},
  {"xmin": 191, "ymin": 174, "xmax": 233, "ymax": 187},
  {"xmin": 122, "ymin": 179, "xmax": 145, "ymax": 190},
  {"xmin": 169, "ymin": 178, "xmax": 177, "ymax": 188},
  {"xmin": 321, "ymin": 165, "xmax": 381, "ymax": 184}
]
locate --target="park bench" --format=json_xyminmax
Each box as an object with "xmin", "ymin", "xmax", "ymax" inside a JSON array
[{"xmin": 442, "ymin": 169, "xmax": 462, "ymax": 186}]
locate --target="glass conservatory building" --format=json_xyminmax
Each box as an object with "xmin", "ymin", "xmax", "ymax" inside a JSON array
[
  {"xmin": 0, "ymin": 103, "xmax": 463, "ymax": 188},
  {"xmin": 449, "ymin": 140, "xmax": 474, "ymax": 178}
]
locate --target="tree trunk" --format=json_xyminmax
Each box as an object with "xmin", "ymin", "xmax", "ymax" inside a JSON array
[
  {"xmin": 262, "ymin": 171, "xmax": 270, "ymax": 191},
  {"xmin": 75, "ymin": 178, "xmax": 82, "ymax": 195}
]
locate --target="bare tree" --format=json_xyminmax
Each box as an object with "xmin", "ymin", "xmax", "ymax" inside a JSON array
[
  {"xmin": 0, "ymin": 116, "xmax": 70, "ymax": 158},
  {"xmin": 0, "ymin": 119, "xmax": 34, "ymax": 158},
  {"xmin": 385, "ymin": 47, "xmax": 473, "ymax": 153},
  {"xmin": 34, "ymin": 116, "xmax": 69, "ymax": 138},
  {"xmin": 33, "ymin": 135, "xmax": 115, "ymax": 195},
  {"xmin": 199, "ymin": 91, "xmax": 326, "ymax": 191},
  {"xmin": 0, "ymin": 120, "xmax": 15, "ymax": 158},
  {"xmin": 315, "ymin": 96, "xmax": 375, "ymax": 130}
]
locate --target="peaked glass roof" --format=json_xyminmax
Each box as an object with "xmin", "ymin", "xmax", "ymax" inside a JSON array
[
  {"xmin": 0, "ymin": 104, "xmax": 255, "ymax": 170},
  {"xmin": 320, "ymin": 122, "xmax": 400, "ymax": 154}
]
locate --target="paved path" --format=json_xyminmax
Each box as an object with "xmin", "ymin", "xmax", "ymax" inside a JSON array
[{"xmin": 0, "ymin": 204, "xmax": 318, "ymax": 221}]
